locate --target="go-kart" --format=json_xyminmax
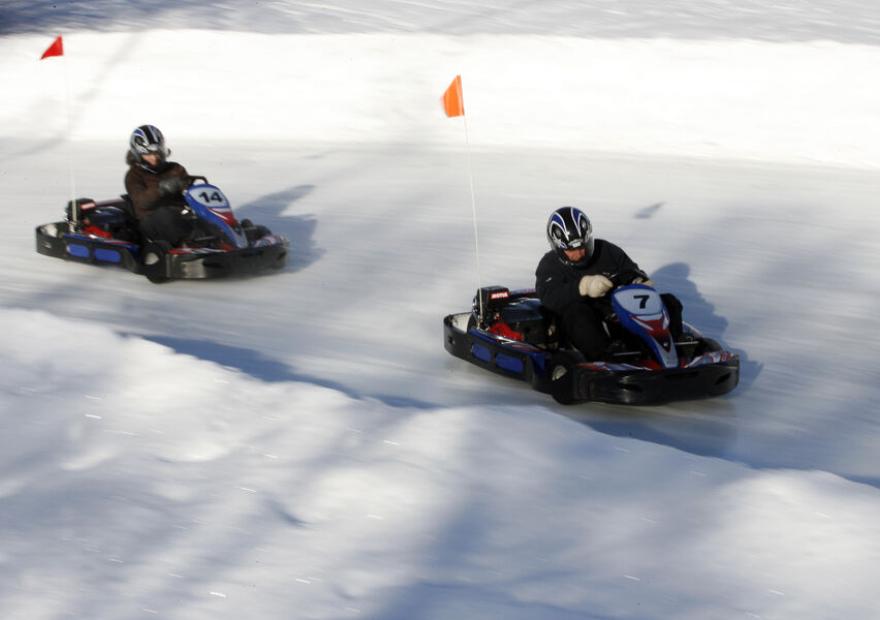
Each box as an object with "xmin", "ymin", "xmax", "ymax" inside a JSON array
[
  {"xmin": 35, "ymin": 177, "xmax": 288, "ymax": 283},
  {"xmin": 443, "ymin": 282, "xmax": 739, "ymax": 405}
]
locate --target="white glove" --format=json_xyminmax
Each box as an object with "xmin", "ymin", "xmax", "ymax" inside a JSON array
[
  {"xmin": 578, "ymin": 274, "xmax": 613, "ymax": 298},
  {"xmin": 633, "ymin": 277, "xmax": 655, "ymax": 287}
]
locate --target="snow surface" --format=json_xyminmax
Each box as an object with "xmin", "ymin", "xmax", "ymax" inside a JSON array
[{"xmin": 2, "ymin": 2, "xmax": 880, "ymax": 619}]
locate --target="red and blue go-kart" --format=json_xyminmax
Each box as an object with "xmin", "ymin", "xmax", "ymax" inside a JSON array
[
  {"xmin": 443, "ymin": 282, "xmax": 739, "ymax": 405},
  {"xmin": 35, "ymin": 176, "xmax": 288, "ymax": 283}
]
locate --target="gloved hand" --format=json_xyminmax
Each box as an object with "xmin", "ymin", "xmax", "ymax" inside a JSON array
[
  {"xmin": 633, "ymin": 276, "xmax": 655, "ymax": 287},
  {"xmin": 158, "ymin": 176, "xmax": 186, "ymax": 197},
  {"xmin": 578, "ymin": 274, "xmax": 613, "ymax": 298}
]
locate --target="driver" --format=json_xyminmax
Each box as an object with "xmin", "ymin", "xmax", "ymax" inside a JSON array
[
  {"xmin": 124, "ymin": 124, "xmax": 193, "ymax": 246},
  {"xmin": 535, "ymin": 206, "xmax": 683, "ymax": 360}
]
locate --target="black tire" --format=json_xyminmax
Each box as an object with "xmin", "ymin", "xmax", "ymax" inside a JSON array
[
  {"xmin": 271, "ymin": 249, "xmax": 287, "ymax": 270},
  {"xmin": 243, "ymin": 222, "xmax": 271, "ymax": 244},
  {"xmin": 694, "ymin": 336, "xmax": 722, "ymax": 355},
  {"xmin": 548, "ymin": 350, "xmax": 585, "ymax": 405},
  {"xmin": 142, "ymin": 241, "xmax": 171, "ymax": 284}
]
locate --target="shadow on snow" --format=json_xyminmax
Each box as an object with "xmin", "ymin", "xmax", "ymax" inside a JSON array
[
  {"xmin": 139, "ymin": 334, "xmax": 437, "ymax": 411},
  {"xmin": 3, "ymin": 0, "xmax": 880, "ymax": 44},
  {"xmin": 652, "ymin": 261, "xmax": 762, "ymax": 394}
]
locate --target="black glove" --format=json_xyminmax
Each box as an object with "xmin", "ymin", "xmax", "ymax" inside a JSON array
[{"xmin": 158, "ymin": 176, "xmax": 186, "ymax": 197}]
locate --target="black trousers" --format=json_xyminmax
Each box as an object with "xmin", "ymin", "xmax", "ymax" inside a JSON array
[
  {"xmin": 559, "ymin": 300, "xmax": 610, "ymax": 360},
  {"xmin": 139, "ymin": 207, "xmax": 193, "ymax": 246},
  {"xmin": 560, "ymin": 293, "xmax": 684, "ymax": 360},
  {"xmin": 662, "ymin": 293, "xmax": 684, "ymax": 339}
]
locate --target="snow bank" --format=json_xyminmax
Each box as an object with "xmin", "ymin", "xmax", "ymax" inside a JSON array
[
  {"xmin": 2, "ymin": 308, "xmax": 879, "ymax": 619},
  {"xmin": 4, "ymin": 32, "xmax": 880, "ymax": 167}
]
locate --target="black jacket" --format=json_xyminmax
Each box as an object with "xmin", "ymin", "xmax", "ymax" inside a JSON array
[
  {"xmin": 124, "ymin": 152, "xmax": 190, "ymax": 220},
  {"xmin": 535, "ymin": 239, "xmax": 648, "ymax": 313}
]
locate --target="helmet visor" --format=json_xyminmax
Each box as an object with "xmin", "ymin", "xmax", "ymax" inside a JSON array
[{"xmin": 141, "ymin": 143, "xmax": 169, "ymax": 156}]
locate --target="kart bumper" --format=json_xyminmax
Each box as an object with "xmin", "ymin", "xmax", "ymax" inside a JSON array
[
  {"xmin": 165, "ymin": 240, "xmax": 288, "ymax": 279},
  {"xmin": 571, "ymin": 359, "xmax": 740, "ymax": 405},
  {"xmin": 444, "ymin": 312, "xmax": 549, "ymax": 387},
  {"xmin": 35, "ymin": 222, "xmax": 141, "ymax": 270}
]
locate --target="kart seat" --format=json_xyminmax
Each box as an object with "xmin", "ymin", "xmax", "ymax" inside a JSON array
[{"xmin": 113, "ymin": 195, "xmax": 137, "ymax": 221}]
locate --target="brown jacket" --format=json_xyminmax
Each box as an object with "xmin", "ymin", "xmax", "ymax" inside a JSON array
[{"xmin": 124, "ymin": 152, "xmax": 190, "ymax": 220}]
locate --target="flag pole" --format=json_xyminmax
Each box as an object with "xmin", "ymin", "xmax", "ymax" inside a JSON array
[
  {"xmin": 63, "ymin": 47, "xmax": 77, "ymax": 231},
  {"xmin": 443, "ymin": 75, "xmax": 484, "ymax": 321},
  {"xmin": 460, "ymin": 92, "xmax": 484, "ymax": 322},
  {"xmin": 41, "ymin": 35, "xmax": 77, "ymax": 230}
]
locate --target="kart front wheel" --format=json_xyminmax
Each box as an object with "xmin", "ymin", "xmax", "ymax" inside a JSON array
[
  {"xmin": 142, "ymin": 241, "xmax": 171, "ymax": 284},
  {"xmin": 548, "ymin": 350, "xmax": 584, "ymax": 405}
]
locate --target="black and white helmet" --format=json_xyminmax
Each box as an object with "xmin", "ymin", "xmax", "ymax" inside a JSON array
[
  {"xmin": 129, "ymin": 125, "xmax": 170, "ymax": 167},
  {"xmin": 546, "ymin": 206, "xmax": 594, "ymax": 266}
]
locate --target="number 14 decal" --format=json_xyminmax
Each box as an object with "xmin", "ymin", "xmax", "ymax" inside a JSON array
[{"xmin": 199, "ymin": 190, "xmax": 224, "ymax": 203}]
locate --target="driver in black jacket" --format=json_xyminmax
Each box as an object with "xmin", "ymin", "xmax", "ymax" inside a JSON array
[{"xmin": 535, "ymin": 206, "xmax": 682, "ymax": 360}]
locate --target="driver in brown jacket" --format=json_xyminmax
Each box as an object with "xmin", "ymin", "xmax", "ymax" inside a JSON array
[{"xmin": 124, "ymin": 125, "xmax": 193, "ymax": 246}]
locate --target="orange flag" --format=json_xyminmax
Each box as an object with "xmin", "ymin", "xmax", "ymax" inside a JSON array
[
  {"xmin": 40, "ymin": 35, "xmax": 64, "ymax": 60},
  {"xmin": 442, "ymin": 75, "xmax": 464, "ymax": 117}
]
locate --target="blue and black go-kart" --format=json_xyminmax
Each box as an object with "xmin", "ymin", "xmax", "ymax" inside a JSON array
[
  {"xmin": 35, "ymin": 176, "xmax": 288, "ymax": 283},
  {"xmin": 444, "ymin": 282, "xmax": 739, "ymax": 405}
]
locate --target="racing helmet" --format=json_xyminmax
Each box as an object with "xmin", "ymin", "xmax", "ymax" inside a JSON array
[
  {"xmin": 129, "ymin": 125, "xmax": 170, "ymax": 167},
  {"xmin": 546, "ymin": 206, "xmax": 594, "ymax": 266}
]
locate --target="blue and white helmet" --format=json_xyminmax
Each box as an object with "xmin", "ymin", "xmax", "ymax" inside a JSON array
[
  {"xmin": 129, "ymin": 124, "xmax": 170, "ymax": 167},
  {"xmin": 547, "ymin": 206, "xmax": 594, "ymax": 266}
]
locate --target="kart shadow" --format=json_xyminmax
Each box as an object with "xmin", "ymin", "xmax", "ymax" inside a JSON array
[
  {"xmin": 652, "ymin": 262, "xmax": 763, "ymax": 393},
  {"xmin": 234, "ymin": 184, "xmax": 324, "ymax": 273}
]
